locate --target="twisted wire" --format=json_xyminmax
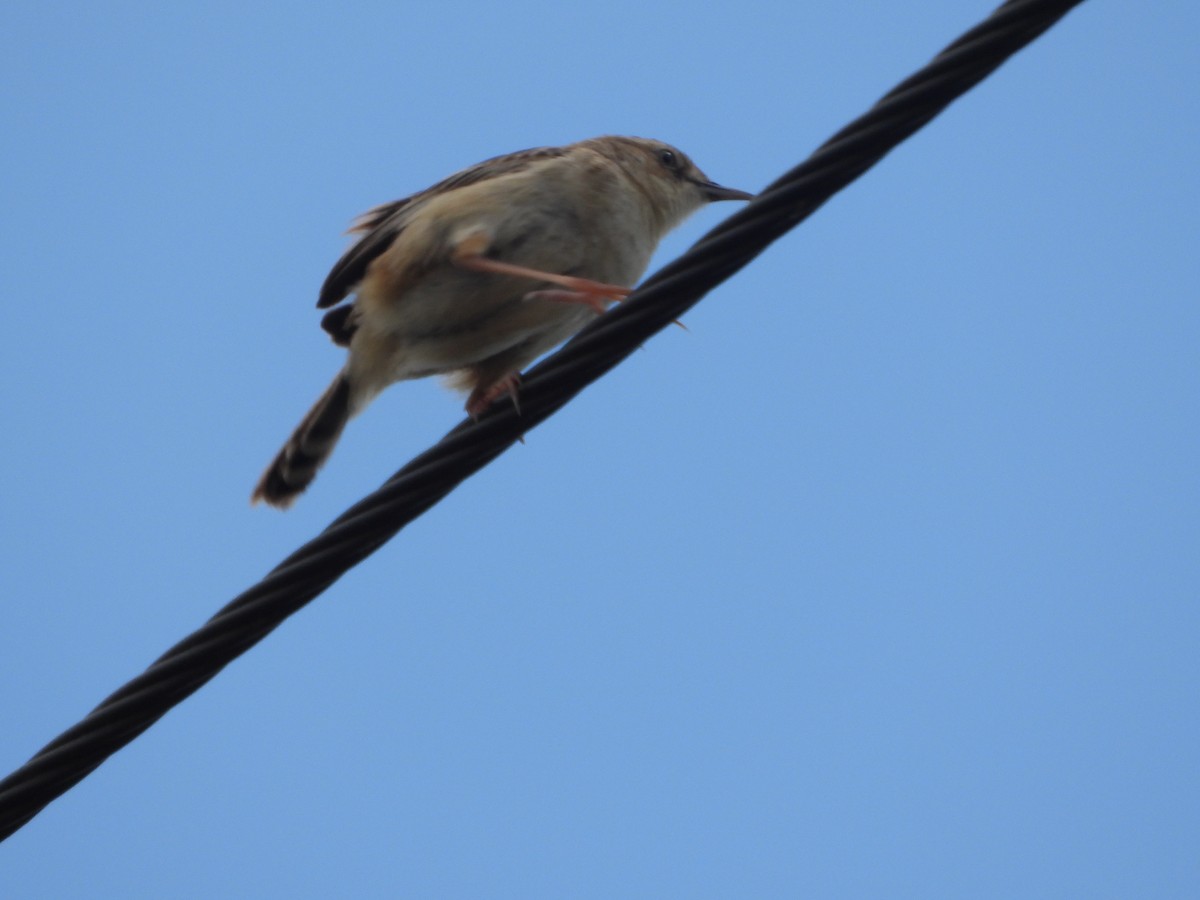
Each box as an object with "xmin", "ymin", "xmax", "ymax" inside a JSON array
[{"xmin": 0, "ymin": 0, "xmax": 1087, "ymax": 841}]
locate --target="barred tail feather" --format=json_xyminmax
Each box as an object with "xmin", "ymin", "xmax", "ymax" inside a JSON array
[{"xmin": 252, "ymin": 373, "xmax": 355, "ymax": 509}]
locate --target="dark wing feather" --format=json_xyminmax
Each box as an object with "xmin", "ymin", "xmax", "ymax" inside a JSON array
[
  {"xmin": 347, "ymin": 198, "xmax": 411, "ymax": 234},
  {"xmin": 315, "ymin": 145, "xmax": 570, "ymax": 309},
  {"xmin": 320, "ymin": 304, "xmax": 356, "ymax": 346},
  {"xmin": 316, "ymin": 213, "xmax": 410, "ymax": 309}
]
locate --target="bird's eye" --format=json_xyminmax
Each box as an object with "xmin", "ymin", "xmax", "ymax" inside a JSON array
[{"xmin": 658, "ymin": 149, "xmax": 679, "ymax": 170}]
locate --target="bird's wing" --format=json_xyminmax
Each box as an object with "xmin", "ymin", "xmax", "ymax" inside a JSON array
[{"xmin": 316, "ymin": 145, "xmax": 570, "ymax": 309}]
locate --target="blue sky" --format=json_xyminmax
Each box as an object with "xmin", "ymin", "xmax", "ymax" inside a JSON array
[{"xmin": 2, "ymin": 1, "xmax": 1197, "ymax": 896}]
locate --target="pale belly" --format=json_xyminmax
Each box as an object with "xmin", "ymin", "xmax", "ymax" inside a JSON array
[{"xmin": 350, "ymin": 193, "xmax": 654, "ymax": 388}]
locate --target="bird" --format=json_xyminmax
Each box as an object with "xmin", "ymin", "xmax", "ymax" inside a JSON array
[{"xmin": 251, "ymin": 135, "xmax": 753, "ymax": 508}]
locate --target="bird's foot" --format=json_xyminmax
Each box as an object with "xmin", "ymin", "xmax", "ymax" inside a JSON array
[
  {"xmin": 466, "ymin": 372, "xmax": 522, "ymax": 418},
  {"xmin": 523, "ymin": 288, "xmax": 615, "ymax": 315}
]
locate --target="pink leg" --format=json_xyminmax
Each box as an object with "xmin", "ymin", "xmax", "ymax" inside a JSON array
[
  {"xmin": 466, "ymin": 372, "xmax": 522, "ymax": 418},
  {"xmin": 453, "ymin": 253, "xmax": 632, "ymax": 301}
]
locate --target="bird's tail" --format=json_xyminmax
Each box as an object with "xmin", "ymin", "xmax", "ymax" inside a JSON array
[{"xmin": 252, "ymin": 372, "xmax": 356, "ymax": 509}]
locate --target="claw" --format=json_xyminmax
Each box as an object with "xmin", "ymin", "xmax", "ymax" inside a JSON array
[{"xmin": 466, "ymin": 373, "xmax": 522, "ymax": 418}]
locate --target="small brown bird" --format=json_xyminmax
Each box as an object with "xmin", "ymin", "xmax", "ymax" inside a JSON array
[{"xmin": 252, "ymin": 135, "xmax": 753, "ymax": 508}]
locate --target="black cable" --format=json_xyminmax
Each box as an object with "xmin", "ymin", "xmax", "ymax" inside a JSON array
[{"xmin": 0, "ymin": 0, "xmax": 1087, "ymax": 842}]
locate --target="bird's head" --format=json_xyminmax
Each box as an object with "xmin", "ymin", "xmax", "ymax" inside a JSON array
[{"xmin": 588, "ymin": 136, "xmax": 754, "ymax": 234}]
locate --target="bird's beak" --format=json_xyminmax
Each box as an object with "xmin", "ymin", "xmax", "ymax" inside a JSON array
[{"xmin": 698, "ymin": 181, "xmax": 755, "ymax": 202}]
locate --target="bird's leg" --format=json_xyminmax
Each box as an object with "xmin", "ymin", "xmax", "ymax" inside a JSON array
[
  {"xmin": 522, "ymin": 288, "xmax": 613, "ymax": 315},
  {"xmin": 451, "ymin": 230, "xmax": 685, "ymax": 330},
  {"xmin": 451, "ymin": 230, "xmax": 632, "ymax": 304},
  {"xmin": 466, "ymin": 372, "xmax": 522, "ymax": 419},
  {"xmin": 458, "ymin": 256, "xmax": 632, "ymax": 303}
]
